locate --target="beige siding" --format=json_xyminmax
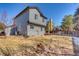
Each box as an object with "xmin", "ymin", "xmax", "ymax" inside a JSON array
[
  {"xmin": 27, "ymin": 9, "xmax": 46, "ymax": 36},
  {"xmin": 14, "ymin": 8, "xmax": 46, "ymax": 36},
  {"xmin": 29, "ymin": 9, "xmax": 46, "ymax": 26},
  {"xmin": 27, "ymin": 24, "xmax": 45, "ymax": 36}
]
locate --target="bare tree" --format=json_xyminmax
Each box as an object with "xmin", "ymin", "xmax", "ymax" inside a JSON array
[
  {"xmin": 1, "ymin": 10, "xmax": 8, "ymax": 26},
  {"xmin": 1, "ymin": 10, "xmax": 10, "ymax": 36}
]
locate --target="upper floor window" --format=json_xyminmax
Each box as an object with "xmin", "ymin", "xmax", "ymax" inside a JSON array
[
  {"xmin": 35, "ymin": 14, "xmax": 38, "ymax": 20},
  {"xmin": 42, "ymin": 18, "xmax": 44, "ymax": 22}
]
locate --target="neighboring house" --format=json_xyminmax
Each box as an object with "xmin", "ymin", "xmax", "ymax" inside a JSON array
[
  {"xmin": 4, "ymin": 27, "xmax": 11, "ymax": 36},
  {"xmin": 5, "ymin": 25, "xmax": 15, "ymax": 36},
  {"xmin": 0, "ymin": 22, "xmax": 13, "ymax": 36},
  {"xmin": 13, "ymin": 6, "xmax": 47, "ymax": 36}
]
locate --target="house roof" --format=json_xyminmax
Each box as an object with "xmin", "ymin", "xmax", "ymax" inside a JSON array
[{"xmin": 14, "ymin": 6, "xmax": 47, "ymax": 19}]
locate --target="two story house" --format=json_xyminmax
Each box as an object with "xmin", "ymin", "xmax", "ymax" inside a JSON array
[{"xmin": 13, "ymin": 6, "xmax": 47, "ymax": 36}]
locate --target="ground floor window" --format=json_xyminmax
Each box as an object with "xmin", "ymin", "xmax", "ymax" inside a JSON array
[
  {"xmin": 30, "ymin": 25, "xmax": 34, "ymax": 29},
  {"xmin": 41, "ymin": 27, "xmax": 43, "ymax": 31}
]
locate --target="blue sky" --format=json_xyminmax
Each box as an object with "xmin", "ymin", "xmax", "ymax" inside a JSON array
[{"xmin": 0, "ymin": 3, "xmax": 78, "ymax": 26}]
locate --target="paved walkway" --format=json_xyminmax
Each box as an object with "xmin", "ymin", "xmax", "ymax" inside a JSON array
[{"xmin": 72, "ymin": 37, "xmax": 79, "ymax": 56}]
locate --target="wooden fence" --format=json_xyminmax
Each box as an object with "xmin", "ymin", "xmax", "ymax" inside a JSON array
[{"xmin": 45, "ymin": 31, "xmax": 79, "ymax": 37}]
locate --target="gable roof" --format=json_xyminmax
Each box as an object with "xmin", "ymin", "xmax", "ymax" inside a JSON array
[{"xmin": 14, "ymin": 6, "xmax": 47, "ymax": 19}]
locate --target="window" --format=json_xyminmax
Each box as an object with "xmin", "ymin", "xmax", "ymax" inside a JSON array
[
  {"xmin": 30, "ymin": 25, "xmax": 34, "ymax": 29},
  {"xmin": 42, "ymin": 18, "xmax": 44, "ymax": 22},
  {"xmin": 41, "ymin": 27, "xmax": 43, "ymax": 31},
  {"xmin": 35, "ymin": 14, "xmax": 38, "ymax": 20}
]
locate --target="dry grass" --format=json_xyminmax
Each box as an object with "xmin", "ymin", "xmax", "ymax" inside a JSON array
[{"xmin": 0, "ymin": 35, "xmax": 74, "ymax": 56}]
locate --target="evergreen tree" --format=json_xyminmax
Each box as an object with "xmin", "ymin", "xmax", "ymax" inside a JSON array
[
  {"xmin": 61, "ymin": 15, "xmax": 74, "ymax": 33},
  {"xmin": 74, "ymin": 7, "xmax": 79, "ymax": 16},
  {"xmin": 46, "ymin": 18, "xmax": 54, "ymax": 33},
  {"xmin": 74, "ymin": 7, "xmax": 79, "ymax": 31}
]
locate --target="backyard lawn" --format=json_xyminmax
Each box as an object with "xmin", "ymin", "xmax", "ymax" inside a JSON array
[{"xmin": 0, "ymin": 35, "xmax": 74, "ymax": 56}]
